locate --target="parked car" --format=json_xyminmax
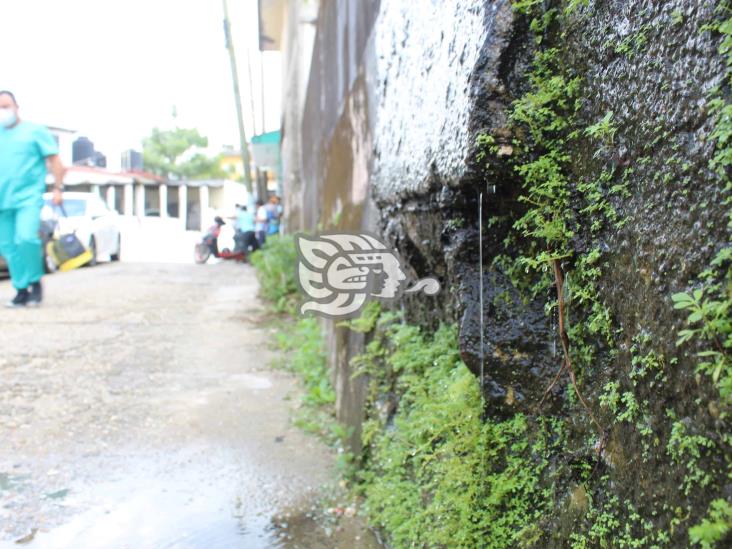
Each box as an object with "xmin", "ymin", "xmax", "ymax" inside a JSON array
[
  {"xmin": 41, "ymin": 192, "xmax": 122, "ymax": 266},
  {"xmin": 0, "ymin": 208, "xmax": 60, "ymax": 274}
]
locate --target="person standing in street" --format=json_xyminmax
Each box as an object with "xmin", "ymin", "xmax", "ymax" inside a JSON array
[
  {"xmin": 255, "ymin": 199, "xmax": 268, "ymax": 248},
  {"xmin": 266, "ymin": 195, "xmax": 282, "ymax": 236},
  {"xmin": 234, "ymin": 203, "xmax": 258, "ymax": 254},
  {"xmin": 0, "ymin": 91, "xmax": 64, "ymax": 307}
]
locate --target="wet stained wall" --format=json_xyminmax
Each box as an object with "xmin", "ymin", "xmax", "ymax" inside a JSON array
[
  {"xmin": 282, "ymin": 0, "xmax": 509, "ymax": 451},
  {"xmin": 281, "ymin": 0, "xmax": 731, "ymax": 543},
  {"xmin": 281, "ymin": 0, "xmax": 382, "ymax": 451}
]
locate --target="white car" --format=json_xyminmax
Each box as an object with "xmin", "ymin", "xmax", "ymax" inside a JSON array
[{"xmin": 42, "ymin": 192, "xmax": 122, "ymax": 266}]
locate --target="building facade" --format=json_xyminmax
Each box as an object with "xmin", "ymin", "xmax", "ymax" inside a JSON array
[{"xmin": 48, "ymin": 166, "xmax": 248, "ymax": 232}]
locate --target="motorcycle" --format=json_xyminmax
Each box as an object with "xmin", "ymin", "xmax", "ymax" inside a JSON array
[{"xmin": 194, "ymin": 216, "xmax": 247, "ymax": 264}]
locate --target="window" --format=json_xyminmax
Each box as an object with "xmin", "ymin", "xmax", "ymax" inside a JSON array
[{"xmin": 45, "ymin": 198, "xmax": 86, "ymax": 216}]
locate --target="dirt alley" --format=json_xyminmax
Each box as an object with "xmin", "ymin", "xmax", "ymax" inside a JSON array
[{"xmin": 0, "ymin": 262, "xmax": 375, "ymax": 548}]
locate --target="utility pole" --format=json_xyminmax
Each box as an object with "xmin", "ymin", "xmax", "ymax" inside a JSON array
[
  {"xmin": 246, "ymin": 48, "xmax": 258, "ymax": 137},
  {"xmin": 260, "ymin": 51, "xmax": 266, "ymax": 132},
  {"xmin": 222, "ymin": 0, "xmax": 253, "ymax": 195}
]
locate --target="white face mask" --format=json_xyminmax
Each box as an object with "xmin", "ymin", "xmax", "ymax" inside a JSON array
[{"xmin": 0, "ymin": 108, "xmax": 17, "ymax": 128}]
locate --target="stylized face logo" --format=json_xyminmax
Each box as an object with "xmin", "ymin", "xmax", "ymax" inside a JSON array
[
  {"xmin": 295, "ymin": 233, "xmax": 440, "ymax": 318},
  {"xmin": 346, "ymin": 252, "xmax": 406, "ymax": 298}
]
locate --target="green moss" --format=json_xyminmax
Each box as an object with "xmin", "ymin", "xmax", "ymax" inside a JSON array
[
  {"xmin": 338, "ymin": 301, "xmax": 382, "ymax": 333},
  {"xmin": 482, "ymin": 0, "xmax": 729, "ymax": 546},
  {"xmin": 599, "ymin": 380, "xmax": 621, "ymax": 415},
  {"xmin": 629, "ymin": 335, "xmax": 667, "ymax": 388},
  {"xmin": 247, "ymin": 232, "xmax": 343, "ymax": 443},
  {"xmin": 276, "ymin": 318, "xmax": 335, "ymax": 408},
  {"xmin": 584, "ymin": 111, "xmax": 617, "ymax": 147},
  {"xmin": 666, "ymin": 419, "xmax": 717, "ymax": 497},
  {"xmin": 614, "ymin": 25, "xmax": 651, "ymax": 58},
  {"xmin": 495, "ymin": 2, "xmax": 620, "ymax": 407},
  {"xmin": 671, "ymin": 1, "xmax": 732, "ymax": 408},
  {"xmin": 475, "ymin": 133, "xmax": 499, "ymax": 163},
  {"xmin": 570, "ymin": 490, "xmax": 672, "ymax": 548},
  {"xmin": 252, "ymin": 1, "xmax": 732, "ymax": 546},
  {"xmin": 354, "ymin": 318, "xmax": 562, "ymax": 548},
  {"xmin": 664, "ymin": 34, "xmax": 732, "ymax": 549}
]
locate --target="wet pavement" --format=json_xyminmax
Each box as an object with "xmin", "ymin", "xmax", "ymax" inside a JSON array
[{"xmin": 0, "ymin": 262, "xmax": 378, "ymax": 548}]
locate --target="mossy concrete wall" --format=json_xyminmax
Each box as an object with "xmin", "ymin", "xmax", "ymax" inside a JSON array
[{"xmin": 280, "ymin": 0, "xmax": 731, "ymax": 544}]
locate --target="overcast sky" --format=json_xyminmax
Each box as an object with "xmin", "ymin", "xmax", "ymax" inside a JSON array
[{"xmin": 0, "ymin": 0, "xmax": 281, "ymax": 170}]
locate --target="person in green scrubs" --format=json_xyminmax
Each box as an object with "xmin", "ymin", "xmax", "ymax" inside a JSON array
[{"xmin": 0, "ymin": 91, "xmax": 65, "ymax": 307}]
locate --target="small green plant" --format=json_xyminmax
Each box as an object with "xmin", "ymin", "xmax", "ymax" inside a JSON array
[
  {"xmin": 512, "ymin": 0, "xmax": 544, "ymax": 16},
  {"xmin": 614, "ymin": 26, "xmax": 650, "ymax": 57},
  {"xmin": 476, "ymin": 133, "xmax": 499, "ymax": 162},
  {"xmin": 569, "ymin": 490, "xmax": 671, "ymax": 548},
  {"xmin": 338, "ymin": 301, "xmax": 382, "ymax": 333},
  {"xmin": 564, "ymin": 0, "xmax": 589, "ymax": 16},
  {"xmin": 249, "ymin": 235, "xmax": 299, "ymax": 313},
  {"xmin": 672, "ymin": 0, "xmax": 732, "ymax": 407},
  {"xmin": 667, "ymin": 420, "xmax": 716, "ymax": 496},
  {"xmin": 599, "ymin": 380, "xmax": 620, "ymax": 415},
  {"xmin": 689, "ymin": 499, "xmax": 732, "ymax": 548},
  {"xmin": 629, "ymin": 335, "xmax": 667, "ymax": 388},
  {"xmin": 583, "ymin": 112, "xmax": 618, "ymax": 166},
  {"xmin": 277, "ymin": 318, "xmax": 335, "ymax": 408},
  {"xmin": 445, "ymin": 217, "xmax": 466, "ymax": 230},
  {"xmin": 617, "ymin": 392, "xmax": 640, "ymax": 423},
  {"xmin": 584, "ymin": 111, "xmax": 617, "ymax": 145},
  {"xmin": 273, "ymin": 317, "xmax": 346, "ymax": 449},
  {"xmin": 672, "ymin": 288, "xmax": 732, "ymax": 402}
]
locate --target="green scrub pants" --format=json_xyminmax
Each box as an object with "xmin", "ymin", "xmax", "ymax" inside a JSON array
[{"xmin": 0, "ymin": 205, "xmax": 44, "ymax": 290}]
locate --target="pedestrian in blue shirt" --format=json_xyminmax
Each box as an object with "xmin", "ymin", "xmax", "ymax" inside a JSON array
[
  {"xmin": 0, "ymin": 91, "xmax": 65, "ymax": 307},
  {"xmin": 234, "ymin": 204, "xmax": 258, "ymax": 253},
  {"xmin": 266, "ymin": 195, "xmax": 282, "ymax": 236}
]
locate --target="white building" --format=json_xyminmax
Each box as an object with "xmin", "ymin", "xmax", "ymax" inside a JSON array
[
  {"xmin": 47, "ymin": 126, "xmax": 76, "ymax": 167},
  {"xmin": 47, "ymin": 166, "xmax": 248, "ymax": 232}
]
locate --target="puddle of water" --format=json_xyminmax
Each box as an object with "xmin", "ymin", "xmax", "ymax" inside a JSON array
[
  {"xmin": 7, "ymin": 491, "xmax": 379, "ymax": 549},
  {"xmin": 270, "ymin": 507, "xmax": 381, "ymax": 549},
  {"xmin": 0, "ymin": 472, "xmax": 29, "ymax": 492},
  {"xmin": 7, "ymin": 484, "xmax": 273, "ymax": 548},
  {"xmin": 0, "ymin": 455, "xmax": 380, "ymax": 549},
  {"xmin": 43, "ymin": 489, "xmax": 70, "ymax": 501},
  {"xmin": 231, "ymin": 373, "xmax": 274, "ymax": 390}
]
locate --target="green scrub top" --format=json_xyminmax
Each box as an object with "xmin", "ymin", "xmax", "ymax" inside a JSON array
[
  {"xmin": 236, "ymin": 209, "xmax": 255, "ymax": 232},
  {"xmin": 0, "ymin": 121, "xmax": 59, "ymax": 210}
]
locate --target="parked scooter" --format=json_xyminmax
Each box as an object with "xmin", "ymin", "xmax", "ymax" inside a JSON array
[{"xmin": 194, "ymin": 216, "xmax": 246, "ymax": 264}]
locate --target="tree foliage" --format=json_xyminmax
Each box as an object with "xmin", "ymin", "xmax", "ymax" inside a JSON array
[{"xmin": 142, "ymin": 127, "xmax": 225, "ymax": 180}]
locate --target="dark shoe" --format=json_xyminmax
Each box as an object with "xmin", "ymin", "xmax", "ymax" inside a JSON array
[
  {"xmin": 6, "ymin": 289, "xmax": 29, "ymax": 308},
  {"xmin": 28, "ymin": 281, "xmax": 42, "ymax": 306}
]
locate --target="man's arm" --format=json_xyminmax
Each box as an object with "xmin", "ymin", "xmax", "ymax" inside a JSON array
[{"xmin": 46, "ymin": 154, "xmax": 65, "ymax": 205}]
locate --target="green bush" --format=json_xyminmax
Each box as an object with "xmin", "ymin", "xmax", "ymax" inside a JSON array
[{"xmin": 249, "ymin": 235, "xmax": 299, "ymax": 312}]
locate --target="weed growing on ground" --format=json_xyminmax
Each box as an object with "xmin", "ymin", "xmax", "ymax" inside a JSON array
[{"xmin": 249, "ymin": 235, "xmax": 299, "ymax": 313}]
